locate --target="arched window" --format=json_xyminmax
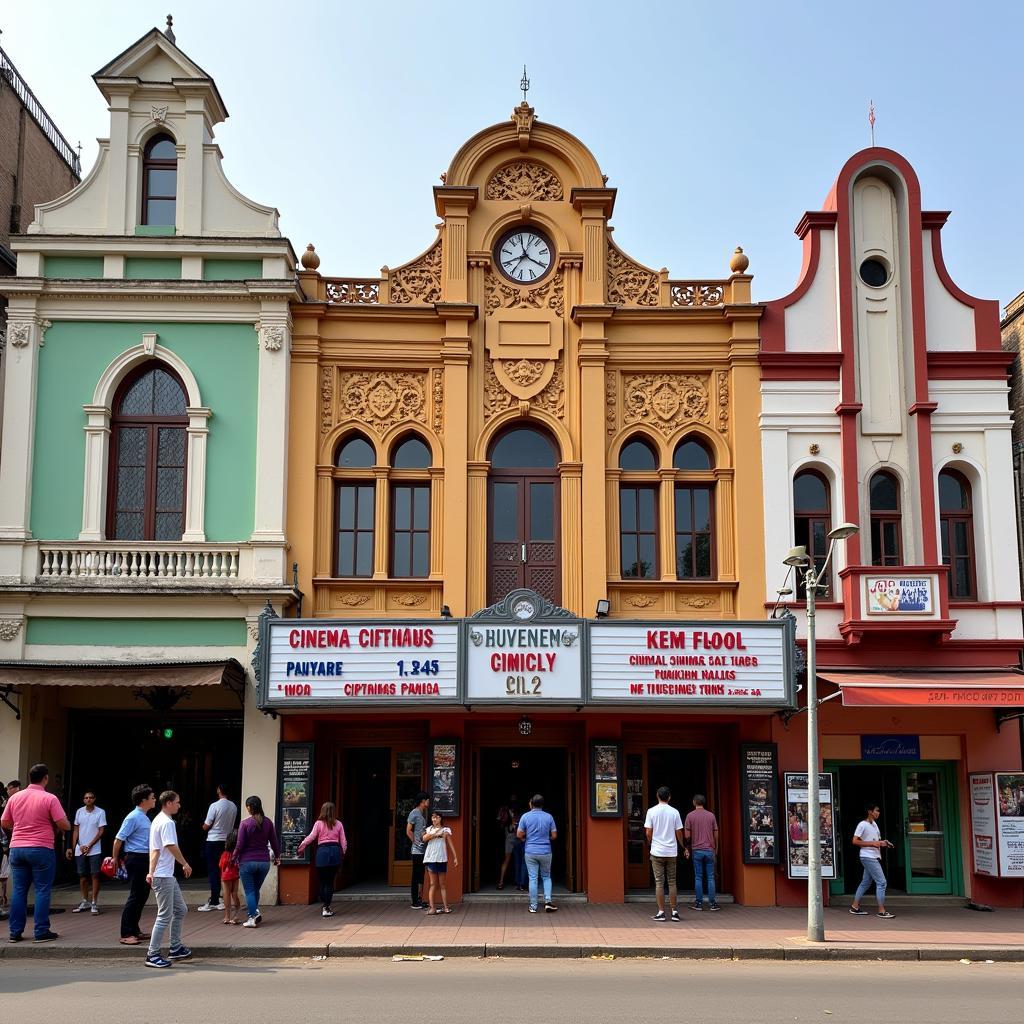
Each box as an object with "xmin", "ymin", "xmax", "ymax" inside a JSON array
[
  {"xmin": 333, "ymin": 433, "xmax": 376, "ymax": 577},
  {"xmin": 390, "ymin": 434, "xmax": 432, "ymax": 578},
  {"xmin": 869, "ymin": 470, "xmax": 902, "ymax": 566},
  {"xmin": 673, "ymin": 436, "xmax": 714, "ymax": 579},
  {"xmin": 793, "ymin": 470, "xmax": 832, "ymax": 597},
  {"xmin": 141, "ymin": 134, "xmax": 177, "ymax": 227},
  {"xmin": 618, "ymin": 435, "xmax": 658, "ymax": 578},
  {"xmin": 108, "ymin": 363, "xmax": 187, "ymax": 540},
  {"xmin": 939, "ymin": 469, "xmax": 976, "ymax": 599}
]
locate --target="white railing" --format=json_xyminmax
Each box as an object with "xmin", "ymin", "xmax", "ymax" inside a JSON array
[{"xmin": 38, "ymin": 543, "xmax": 240, "ymax": 581}]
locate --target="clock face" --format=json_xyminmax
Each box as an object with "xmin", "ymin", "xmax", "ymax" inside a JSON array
[{"xmin": 495, "ymin": 228, "xmax": 554, "ymax": 284}]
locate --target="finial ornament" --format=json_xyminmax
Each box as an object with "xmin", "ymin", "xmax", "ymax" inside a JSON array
[
  {"xmin": 869, "ymin": 99, "xmax": 876, "ymax": 146},
  {"xmin": 164, "ymin": 14, "xmax": 176, "ymax": 43},
  {"xmin": 729, "ymin": 246, "xmax": 749, "ymax": 274},
  {"xmin": 520, "ymin": 65, "xmax": 530, "ymax": 103},
  {"xmin": 300, "ymin": 244, "xmax": 320, "ymax": 271}
]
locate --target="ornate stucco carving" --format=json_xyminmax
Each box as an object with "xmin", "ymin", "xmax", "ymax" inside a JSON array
[
  {"xmin": 486, "ymin": 160, "xmax": 564, "ymax": 202},
  {"xmin": 0, "ymin": 618, "xmax": 24, "ymax": 642},
  {"xmin": 484, "ymin": 358, "xmax": 565, "ymax": 422},
  {"xmin": 502, "ymin": 358, "xmax": 546, "ymax": 387},
  {"xmin": 320, "ymin": 366, "xmax": 334, "ymax": 438},
  {"xmin": 7, "ymin": 322, "xmax": 31, "ymax": 348},
  {"xmin": 622, "ymin": 373, "xmax": 711, "ymax": 435},
  {"xmin": 151, "ymin": 105, "xmax": 168, "ymax": 123},
  {"xmin": 485, "ymin": 267, "xmax": 565, "ymax": 318},
  {"xmin": 260, "ymin": 325, "xmax": 285, "ymax": 352},
  {"xmin": 605, "ymin": 371, "xmax": 618, "ymax": 435},
  {"xmin": 389, "ymin": 242, "xmax": 442, "ymax": 304},
  {"xmin": 432, "ymin": 368, "xmax": 444, "ymax": 432},
  {"xmin": 338, "ymin": 592, "xmax": 371, "ymax": 607},
  {"xmin": 532, "ymin": 360, "xmax": 565, "ymax": 419},
  {"xmin": 247, "ymin": 621, "xmax": 260, "ymax": 643},
  {"xmin": 623, "ymin": 593, "xmax": 658, "ymax": 608},
  {"xmin": 607, "ymin": 243, "xmax": 659, "ymax": 306},
  {"xmin": 339, "ymin": 371, "xmax": 427, "ymax": 434},
  {"xmin": 716, "ymin": 370, "xmax": 729, "ymax": 434},
  {"xmin": 679, "ymin": 596, "xmax": 715, "ymax": 609},
  {"xmin": 392, "ymin": 593, "xmax": 427, "ymax": 607}
]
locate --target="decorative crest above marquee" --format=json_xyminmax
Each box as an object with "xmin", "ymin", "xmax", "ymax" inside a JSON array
[{"xmin": 468, "ymin": 587, "xmax": 577, "ymax": 623}]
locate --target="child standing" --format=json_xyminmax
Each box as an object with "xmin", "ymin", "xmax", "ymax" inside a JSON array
[
  {"xmin": 219, "ymin": 829, "xmax": 241, "ymax": 924},
  {"xmin": 422, "ymin": 811, "xmax": 458, "ymax": 914}
]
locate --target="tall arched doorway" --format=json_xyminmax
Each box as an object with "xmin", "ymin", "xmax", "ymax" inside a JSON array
[{"xmin": 487, "ymin": 426, "xmax": 560, "ymax": 604}]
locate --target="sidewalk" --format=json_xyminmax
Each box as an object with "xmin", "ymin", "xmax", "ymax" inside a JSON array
[{"xmin": 2, "ymin": 900, "xmax": 1022, "ymax": 961}]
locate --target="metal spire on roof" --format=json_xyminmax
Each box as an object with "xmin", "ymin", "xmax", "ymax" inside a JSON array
[
  {"xmin": 520, "ymin": 65, "xmax": 530, "ymax": 104},
  {"xmin": 869, "ymin": 99, "xmax": 876, "ymax": 146},
  {"xmin": 164, "ymin": 14, "xmax": 176, "ymax": 44}
]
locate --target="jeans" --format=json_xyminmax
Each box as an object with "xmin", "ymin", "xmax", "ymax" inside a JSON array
[
  {"xmin": 238, "ymin": 860, "xmax": 270, "ymax": 919},
  {"xmin": 411, "ymin": 853, "xmax": 425, "ymax": 905},
  {"xmin": 204, "ymin": 840, "xmax": 225, "ymax": 903},
  {"xmin": 148, "ymin": 876, "xmax": 187, "ymax": 955},
  {"xmin": 315, "ymin": 843, "xmax": 342, "ymax": 907},
  {"xmin": 512, "ymin": 841, "xmax": 527, "ymax": 888},
  {"xmin": 854, "ymin": 857, "xmax": 887, "ymax": 906},
  {"xmin": 9, "ymin": 846, "xmax": 55, "ymax": 939},
  {"xmin": 650, "ymin": 855, "xmax": 678, "ymax": 907},
  {"xmin": 120, "ymin": 852, "xmax": 151, "ymax": 938},
  {"xmin": 525, "ymin": 852, "xmax": 552, "ymax": 909},
  {"xmin": 692, "ymin": 849, "xmax": 716, "ymax": 906}
]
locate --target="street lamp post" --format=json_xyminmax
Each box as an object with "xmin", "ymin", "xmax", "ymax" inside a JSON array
[{"xmin": 784, "ymin": 522, "xmax": 858, "ymax": 943}]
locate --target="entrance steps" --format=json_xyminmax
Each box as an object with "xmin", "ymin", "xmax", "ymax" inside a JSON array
[{"xmin": 626, "ymin": 890, "xmax": 734, "ymax": 904}]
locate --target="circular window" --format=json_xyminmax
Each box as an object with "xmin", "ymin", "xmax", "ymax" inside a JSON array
[{"xmin": 859, "ymin": 257, "xmax": 890, "ymax": 288}]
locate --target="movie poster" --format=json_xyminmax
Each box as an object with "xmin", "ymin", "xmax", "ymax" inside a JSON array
[
  {"xmin": 740, "ymin": 744, "xmax": 779, "ymax": 865},
  {"xmin": 996, "ymin": 772, "xmax": 1024, "ymax": 877},
  {"xmin": 784, "ymin": 772, "xmax": 836, "ymax": 879},
  {"xmin": 276, "ymin": 743, "xmax": 314, "ymax": 863}
]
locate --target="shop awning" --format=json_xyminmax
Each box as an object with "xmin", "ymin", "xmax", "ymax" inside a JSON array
[
  {"xmin": 0, "ymin": 658, "xmax": 245, "ymax": 692},
  {"xmin": 820, "ymin": 671, "xmax": 1024, "ymax": 707}
]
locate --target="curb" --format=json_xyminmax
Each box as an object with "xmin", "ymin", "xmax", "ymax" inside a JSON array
[{"xmin": 2, "ymin": 943, "xmax": 1023, "ymax": 962}]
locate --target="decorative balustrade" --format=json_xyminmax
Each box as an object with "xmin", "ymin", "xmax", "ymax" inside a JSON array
[
  {"xmin": 324, "ymin": 278, "xmax": 381, "ymax": 304},
  {"xmin": 668, "ymin": 280, "xmax": 726, "ymax": 307},
  {"xmin": 38, "ymin": 543, "xmax": 240, "ymax": 582}
]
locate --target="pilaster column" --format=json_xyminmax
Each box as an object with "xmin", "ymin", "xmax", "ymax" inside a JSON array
[
  {"xmin": 466, "ymin": 461, "xmax": 489, "ymax": 613},
  {"xmin": 605, "ymin": 468, "xmax": 621, "ymax": 581},
  {"xmin": 659, "ymin": 469, "xmax": 677, "ymax": 581},
  {"xmin": 570, "ymin": 189, "xmax": 616, "ymax": 305},
  {"xmin": 715, "ymin": 467, "xmax": 736, "ymax": 580},
  {"xmin": 372, "ymin": 466, "xmax": 389, "ymax": 579},
  {"xmin": 429, "ymin": 466, "xmax": 444, "ymax": 578},
  {"xmin": 433, "ymin": 187, "xmax": 478, "ymax": 304},
  {"xmin": 181, "ymin": 407, "xmax": 212, "ymax": 542},
  {"xmin": 79, "ymin": 405, "xmax": 111, "ymax": 541},
  {"xmin": 179, "ymin": 92, "xmax": 207, "ymax": 235},
  {"xmin": 104, "ymin": 89, "xmax": 131, "ymax": 233},
  {"xmin": 314, "ymin": 466, "xmax": 334, "ymax": 579},
  {"xmin": 559, "ymin": 461, "xmax": 583, "ymax": 614}
]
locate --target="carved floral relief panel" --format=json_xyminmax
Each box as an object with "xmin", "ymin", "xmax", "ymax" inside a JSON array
[
  {"xmin": 485, "ymin": 160, "xmax": 564, "ymax": 202},
  {"xmin": 485, "ymin": 267, "xmax": 565, "ymax": 318},
  {"xmin": 389, "ymin": 241, "xmax": 442, "ymax": 304},
  {"xmin": 621, "ymin": 373, "xmax": 712, "ymax": 436},
  {"xmin": 483, "ymin": 358, "xmax": 565, "ymax": 422},
  {"xmin": 321, "ymin": 369, "xmax": 444, "ymax": 439},
  {"xmin": 606, "ymin": 243, "xmax": 659, "ymax": 306}
]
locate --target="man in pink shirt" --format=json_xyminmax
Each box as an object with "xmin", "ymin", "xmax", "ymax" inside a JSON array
[
  {"xmin": 1, "ymin": 763, "xmax": 70, "ymax": 942},
  {"xmin": 683, "ymin": 794, "xmax": 720, "ymax": 912}
]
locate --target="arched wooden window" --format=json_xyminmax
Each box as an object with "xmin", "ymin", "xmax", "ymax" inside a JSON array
[
  {"xmin": 673, "ymin": 436, "xmax": 714, "ymax": 579},
  {"xmin": 618, "ymin": 435, "xmax": 658, "ymax": 578},
  {"xmin": 939, "ymin": 469, "xmax": 976, "ymax": 599},
  {"xmin": 333, "ymin": 433, "xmax": 375, "ymax": 577},
  {"xmin": 141, "ymin": 134, "xmax": 177, "ymax": 227},
  {"xmin": 390, "ymin": 434, "xmax": 432, "ymax": 578},
  {"xmin": 108, "ymin": 363, "xmax": 188, "ymax": 541},
  {"xmin": 869, "ymin": 470, "xmax": 903, "ymax": 566},
  {"xmin": 793, "ymin": 470, "xmax": 832, "ymax": 597}
]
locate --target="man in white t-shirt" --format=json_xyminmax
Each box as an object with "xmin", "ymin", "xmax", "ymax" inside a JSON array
[
  {"xmin": 849, "ymin": 803, "xmax": 895, "ymax": 919},
  {"xmin": 644, "ymin": 786, "xmax": 684, "ymax": 921},
  {"xmin": 67, "ymin": 791, "xmax": 107, "ymax": 915},
  {"xmin": 197, "ymin": 784, "xmax": 238, "ymax": 912},
  {"xmin": 145, "ymin": 790, "xmax": 193, "ymax": 969}
]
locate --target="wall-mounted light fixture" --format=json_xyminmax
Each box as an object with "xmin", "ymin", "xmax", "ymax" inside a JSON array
[
  {"xmin": 440, "ymin": 605, "xmax": 452, "ymax": 619},
  {"xmin": 595, "ymin": 599, "xmax": 610, "ymax": 619}
]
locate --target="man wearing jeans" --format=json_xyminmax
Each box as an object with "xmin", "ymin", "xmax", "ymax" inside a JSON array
[
  {"xmin": 197, "ymin": 784, "xmax": 237, "ymax": 912},
  {"xmin": 683, "ymin": 794, "xmax": 719, "ymax": 912},
  {"xmin": 645, "ymin": 786, "xmax": 683, "ymax": 921},
  {"xmin": 145, "ymin": 790, "xmax": 193, "ymax": 969},
  {"xmin": 516, "ymin": 793, "xmax": 557, "ymax": 913},
  {"xmin": 405, "ymin": 791, "xmax": 430, "ymax": 909},
  {"xmin": 2, "ymin": 763, "xmax": 70, "ymax": 942},
  {"xmin": 849, "ymin": 804, "xmax": 895, "ymax": 919}
]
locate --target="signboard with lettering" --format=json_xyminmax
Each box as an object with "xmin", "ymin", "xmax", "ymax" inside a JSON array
[
  {"xmin": 784, "ymin": 772, "xmax": 836, "ymax": 880},
  {"xmin": 464, "ymin": 589, "xmax": 584, "ymax": 703},
  {"xmin": 588, "ymin": 619, "xmax": 794, "ymax": 707},
  {"xmin": 860, "ymin": 735, "xmax": 921, "ymax": 761},
  {"xmin": 261, "ymin": 619, "xmax": 460, "ymax": 707},
  {"xmin": 864, "ymin": 574, "xmax": 937, "ymax": 615},
  {"xmin": 740, "ymin": 744, "xmax": 779, "ymax": 864},
  {"xmin": 276, "ymin": 742, "xmax": 315, "ymax": 863},
  {"xmin": 969, "ymin": 773, "xmax": 998, "ymax": 876},
  {"xmin": 996, "ymin": 771, "xmax": 1024, "ymax": 877}
]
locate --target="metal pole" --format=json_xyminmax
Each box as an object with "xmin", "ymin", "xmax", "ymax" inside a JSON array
[{"xmin": 805, "ymin": 561, "xmax": 824, "ymax": 942}]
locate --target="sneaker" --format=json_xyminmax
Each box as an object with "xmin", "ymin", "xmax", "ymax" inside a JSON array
[
  {"xmin": 242, "ymin": 917, "xmax": 258, "ymax": 928},
  {"xmin": 90, "ymin": 903, "xmax": 100, "ymax": 915},
  {"xmin": 411, "ymin": 903, "xmax": 424, "ymax": 910},
  {"xmin": 9, "ymin": 933, "xmax": 23, "ymax": 942},
  {"xmin": 145, "ymin": 954, "xmax": 172, "ymax": 969},
  {"xmin": 652, "ymin": 910, "xmax": 666, "ymax": 921},
  {"xmin": 322, "ymin": 908, "xmax": 334, "ymax": 918},
  {"xmin": 167, "ymin": 944, "xmax": 192, "ymax": 960},
  {"xmin": 254, "ymin": 910, "xmax": 262, "ymax": 922},
  {"xmin": 849, "ymin": 907, "xmax": 868, "ymax": 916},
  {"xmin": 876, "ymin": 911, "xmax": 895, "ymax": 919},
  {"xmin": 72, "ymin": 899, "xmax": 90, "ymax": 913},
  {"xmin": 544, "ymin": 903, "xmax": 558, "ymax": 913},
  {"xmin": 216, "ymin": 901, "xmax": 225, "ymax": 910},
  {"xmin": 689, "ymin": 903, "xmax": 703, "ymax": 911},
  {"xmin": 196, "ymin": 902, "xmax": 216, "ymax": 912},
  {"xmin": 709, "ymin": 903, "xmax": 721, "ymax": 912},
  {"xmin": 671, "ymin": 909, "xmax": 680, "ymax": 921},
  {"xmin": 34, "ymin": 931, "xmax": 59, "ymax": 942},
  {"xmin": 528, "ymin": 906, "xmax": 538, "ymax": 913}
]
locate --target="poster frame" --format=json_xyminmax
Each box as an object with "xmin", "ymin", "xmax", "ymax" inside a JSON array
[
  {"xmin": 429, "ymin": 739, "xmax": 460, "ymax": 817},
  {"xmin": 740, "ymin": 743, "xmax": 780, "ymax": 865},
  {"xmin": 276, "ymin": 741, "xmax": 315, "ymax": 865},
  {"xmin": 784, "ymin": 771, "xmax": 836, "ymax": 880},
  {"xmin": 589, "ymin": 740, "xmax": 623, "ymax": 818}
]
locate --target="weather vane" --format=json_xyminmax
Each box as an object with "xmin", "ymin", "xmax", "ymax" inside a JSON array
[
  {"xmin": 869, "ymin": 100, "xmax": 876, "ymax": 146},
  {"xmin": 520, "ymin": 65, "xmax": 530, "ymax": 104}
]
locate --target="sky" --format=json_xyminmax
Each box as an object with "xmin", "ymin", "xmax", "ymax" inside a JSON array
[{"xmin": 4, "ymin": 1, "xmax": 1023, "ymax": 308}]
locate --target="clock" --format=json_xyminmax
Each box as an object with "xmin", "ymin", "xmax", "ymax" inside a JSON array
[{"xmin": 495, "ymin": 227, "xmax": 554, "ymax": 284}]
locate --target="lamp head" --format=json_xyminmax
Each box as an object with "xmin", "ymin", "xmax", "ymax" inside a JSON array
[
  {"xmin": 440, "ymin": 604, "xmax": 452, "ymax": 620},
  {"xmin": 783, "ymin": 546, "xmax": 810, "ymax": 568},
  {"xmin": 595, "ymin": 598, "xmax": 610, "ymax": 619},
  {"xmin": 827, "ymin": 522, "xmax": 859, "ymax": 542}
]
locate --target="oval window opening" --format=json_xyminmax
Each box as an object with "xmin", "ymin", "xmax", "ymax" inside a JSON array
[{"xmin": 859, "ymin": 258, "xmax": 889, "ymax": 288}]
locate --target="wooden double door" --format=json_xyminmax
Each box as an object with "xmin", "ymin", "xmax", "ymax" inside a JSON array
[{"xmin": 488, "ymin": 473, "xmax": 560, "ymax": 605}]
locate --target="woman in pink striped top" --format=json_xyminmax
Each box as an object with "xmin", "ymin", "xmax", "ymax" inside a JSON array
[{"xmin": 297, "ymin": 803, "xmax": 348, "ymax": 917}]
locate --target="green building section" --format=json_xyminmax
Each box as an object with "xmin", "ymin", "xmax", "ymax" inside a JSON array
[
  {"xmin": 203, "ymin": 259, "xmax": 262, "ymax": 281},
  {"xmin": 123, "ymin": 257, "xmax": 182, "ymax": 279},
  {"xmin": 42, "ymin": 256, "xmax": 104, "ymax": 279},
  {"xmin": 31, "ymin": 321, "xmax": 257, "ymax": 541},
  {"xmin": 26, "ymin": 617, "xmax": 247, "ymax": 647}
]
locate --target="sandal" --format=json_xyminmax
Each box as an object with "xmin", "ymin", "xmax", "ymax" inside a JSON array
[
  {"xmin": 496, "ymin": 883, "xmax": 505, "ymax": 890},
  {"xmin": 442, "ymin": 907, "xmax": 452, "ymax": 914},
  {"xmin": 119, "ymin": 936, "xmax": 141, "ymax": 945}
]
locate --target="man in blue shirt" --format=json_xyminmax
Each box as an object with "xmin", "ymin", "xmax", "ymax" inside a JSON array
[
  {"xmin": 111, "ymin": 784, "xmax": 156, "ymax": 944},
  {"xmin": 516, "ymin": 793, "xmax": 558, "ymax": 913}
]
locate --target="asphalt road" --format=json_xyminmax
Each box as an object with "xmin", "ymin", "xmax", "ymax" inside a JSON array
[{"xmin": 2, "ymin": 958, "xmax": 1016, "ymax": 1023}]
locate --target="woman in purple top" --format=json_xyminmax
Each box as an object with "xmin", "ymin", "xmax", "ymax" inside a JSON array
[{"xmin": 231, "ymin": 796, "xmax": 280, "ymax": 928}]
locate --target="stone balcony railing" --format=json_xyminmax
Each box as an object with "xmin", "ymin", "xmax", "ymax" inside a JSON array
[{"xmin": 37, "ymin": 542, "xmax": 241, "ymax": 582}]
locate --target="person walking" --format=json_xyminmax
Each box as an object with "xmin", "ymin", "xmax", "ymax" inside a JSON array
[
  {"xmin": 645, "ymin": 785, "xmax": 684, "ymax": 921},
  {"xmin": 233, "ymin": 795, "xmax": 280, "ymax": 928},
  {"xmin": 2, "ymin": 763, "xmax": 70, "ymax": 943},
  {"xmin": 849, "ymin": 803, "xmax": 896, "ymax": 919},
  {"xmin": 67, "ymin": 790, "xmax": 107, "ymax": 915},
  {"xmin": 516, "ymin": 793, "xmax": 558, "ymax": 914},
  {"xmin": 219, "ymin": 830, "xmax": 241, "ymax": 924},
  {"xmin": 296, "ymin": 802, "xmax": 347, "ymax": 918},
  {"xmin": 405, "ymin": 791, "xmax": 430, "ymax": 909},
  {"xmin": 421, "ymin": 811, "xmax": 458, "ymax": 914},
  {"xmin": 197, "ymin": 784, "xmax": 237, "ymax": 913},
  {"xmin": 112, "ymin": 784, "xmax": 156, "ymax": 945},
  {"xmin": 145, "ymin": 790, "xmax": 193, "ymax": 968},
  {"xmin": 684, "ymin": 794, "xmax": 719, "ymax": 912}
]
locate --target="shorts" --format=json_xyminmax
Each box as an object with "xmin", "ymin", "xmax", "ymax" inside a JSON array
[
  {"xmin": 504, "ymin": 833, "xmax": 518, "ymax": 855},
  {"xmin": 424, "ymin": 861, "xmax": 447, "ymax": 874},
  {"xmin": 76, "ymin": 852, "xmax": 103, "ymax": 877}
]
